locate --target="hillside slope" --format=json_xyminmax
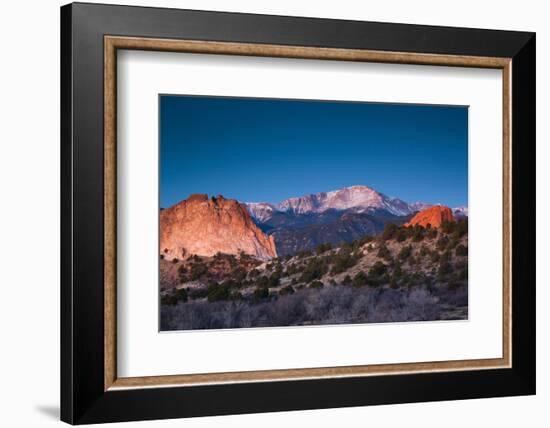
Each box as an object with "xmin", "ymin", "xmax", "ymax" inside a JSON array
[{"xmin": 160, "ymin": 217, "xmax": 468, "ymax": 330}]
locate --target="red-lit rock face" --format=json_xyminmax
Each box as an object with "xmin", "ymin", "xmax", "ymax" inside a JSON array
[
  {"xmin": 160, "ymin": 194, "xmax": 277, "ymax": 260},
  {"xmin": 405, "ymin": 205, "xmax": 455, "ymax": 228}
]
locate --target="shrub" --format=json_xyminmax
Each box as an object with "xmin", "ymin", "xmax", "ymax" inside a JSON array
[
  {"xmin": 438, "ymin": 259, "xmax": 452, "ymax": 278},
  {"xmin": 172, "ymin": 258, "xmax": 179, "ymax": 264},
  {"xmin": 395, "ymin": 228, "xmax": 408, "ymax": 242},
  {"xmin": 456, "ymin": 218, "xmax": 468, "ymax": 237},
  {"xmin": 231, "ymin": 267, "xmax": 247, "ymax": 283},
  {"xmin": 189, "ymin": 287, "xmax": 208, "ymax": 300},
  {"xmin": 253, "ymin": 286, "xmax": 269, "ymax": 302},
  {"xmin": 285, "ymin": 263, "xmax": 300, "ymax": 275},
  {"xmin": 455, "ymin": 244, "xmax": 468, "ymax": 257},
  {"xmin": 297, "ymin": 250, "xmax": 312, "ymax": 259},
  {"xmin": 441, "ymin": 220, "xmax": 457, "ymax": 234},
  {"xmin": 436, "ymin": 236, "xmax": 449, "ymax": 251},
  {"xmin": 316, "ymin": 243, "xmax": 332, "ymax": 255},
  {"xmin": 400, "ymin": 272, "xmax": 411, "ymax": 287},
  {"xmin": 309, "ymin": 280, "xmax": 324, "ymax": 289},
  {"xmin": 365, "ymin": 261, "xmax": 389, "ymax": 287},
  {"xmin": 352, "ymin": 271, "xmax": 369, "ymax": 288},
  {"xmin": 408, "ymin": 271, "xmax": 427, "ymax": 287},
  {"xmin": 426, "ymin": 228, "xmax": 438, "ymax": 240},
  {"xmin": 161, "ymin": 294, "xmax": 178, "ymax": 306},
  {"xmin": 267, "ymin": 271, "xmax": 281, "ymax": 288},
  {"xmin": 255, "ymin": 275, "xmax": 269, "ymax": 288},
  {"xmin": 274, "ymin": 263, "xmax": 284, "ymax": 275},
  {"xmin": 220, "ymin": 279, "xmax": 241, "ymax": 290},
  {"xmin": 393, "ymin": 263, "xmax": 403, "ymax": 279},
  {"xmin": 230, "ymin": 291, "xmax": 244, "ymax": 301},
  {"xmin": 279, "ymin": 285, "xmax": 295, "ymax": 296},
  {"xmin": 160, "ymin": 283, "xmax": 465, "ymax": 331},
  {"xmin": 174, "ymin": 288, "xmax": 188, "ymax": 302},
  {"xmin": 368, "ymin": 261, "xmax": 387, "ymax": 277},
  {"xmin": 343, "ymin": 274, "xmax": 352, "ymax": 285},
  {"xmin": 377, "ymin": 243, "xmax": 391, "ymax": 260},
  {"xmin": 299, "ymin": 257, "xmax": 329, "ymax": 283},
  {"xmin": 227, "ymin": 254, "xmax": 238, "ymax": 267},
  {"xmin": 207, "ymin": 282, "xmax": 231, "ymax": 302},
  {"xmin": 412, "ymin": 227, "xmax": 425, "ymax": 242},
  {"xmin": 177, "ymin": 265, "xmax": 188, "ymax": 283},
  {"xmin": 330, "ymin": 247, "xmax": 360, "ymax": 274},
  {"xmin": 398, "ymin": 245, "xmax": 413, "ymax": 261},
  {"xmin": 382, "ymin": 223, "xmax": 399, "ymax": 241},
  {"xmin": 190, "ymin": 262, "xmax": 208, "ymax": 280},
  {"xmin": 238, "ymin": 250, "xmax": 248, "ymax": 259}
]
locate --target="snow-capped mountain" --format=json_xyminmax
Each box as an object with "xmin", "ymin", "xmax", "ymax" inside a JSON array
[
  {"xmin": 245, "ymin": 185, "xmax": 415, "ymax": 220},
  {"xmin": 409, "ymin": 201, "xmax": 433, "ymax": 212},
  {"xmin": 453, "ymin": 206, "xmax": 469, "ymax": 218},
  {"xmin": 243, "ymin": 202, "xmax": 277, "ymax": 223},
  {"xmin": 241, "ymin": 185, "xmax": 467, "ymax": 256}
]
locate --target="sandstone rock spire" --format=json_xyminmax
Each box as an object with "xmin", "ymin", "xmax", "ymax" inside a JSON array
[{"xmin": 160, "ymin": 194, "xmax": 277, "ymax": 260}]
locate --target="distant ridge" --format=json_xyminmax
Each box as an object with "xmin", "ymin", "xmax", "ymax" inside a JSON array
[{"xmin": 244, "ymin": 185, "xmax": 466, "ymax": 221}]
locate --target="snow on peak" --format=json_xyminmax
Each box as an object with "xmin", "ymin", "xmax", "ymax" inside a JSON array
[
  {"xmin": 244, "ymin": 186, "xmax": 467, "ymax": 222},
  {"xmin": 243, "ymin": 202, "xmax": 277, "ymax": 222},
  {"xmin": 250, "ymin": 185, "xmax": 413, "ymax": 217}
]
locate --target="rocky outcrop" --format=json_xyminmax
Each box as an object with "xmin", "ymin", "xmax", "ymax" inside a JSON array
[
  {"xmin": 405, "ymin": 205, "xmax": 454, "ymax": 228},
  {"xmin": 160, "ymin": 194, "xmax": 277, "ymax": 260}
]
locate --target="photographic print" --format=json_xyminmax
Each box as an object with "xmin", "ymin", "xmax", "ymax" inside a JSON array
[{"xmin": 159, "ymin": 95, "xmax": 468, "ymax": 331}]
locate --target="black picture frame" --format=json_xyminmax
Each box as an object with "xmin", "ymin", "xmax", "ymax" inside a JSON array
[{"xmin": 61, "ymin": 2, "xmax": 535, "ymax": 424}]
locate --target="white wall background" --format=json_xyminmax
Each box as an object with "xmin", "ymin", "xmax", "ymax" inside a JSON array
[{"xmin": 0, "ymin": 0, "xmax": 546, "ymax": 426}]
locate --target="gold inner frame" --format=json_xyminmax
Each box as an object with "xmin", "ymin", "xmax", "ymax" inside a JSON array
[{"xmin": 104, "ymin": 35, "xmax": 512, "ymax": 391}]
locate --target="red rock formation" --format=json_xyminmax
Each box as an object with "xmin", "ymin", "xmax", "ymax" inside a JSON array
[
  {"xmin": 405, "ymin": 205, "xmax": 455, "ymax": 228},
  {"xmin": 160, "ymin": 194, "xmax": 277, "ymax": 260}
]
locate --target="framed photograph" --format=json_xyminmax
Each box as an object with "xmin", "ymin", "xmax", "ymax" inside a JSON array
[{"xmin": 61, "ymin": 2, "xmax": 535, "ymax": 424}]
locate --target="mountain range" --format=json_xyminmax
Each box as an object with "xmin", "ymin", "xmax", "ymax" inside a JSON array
[
  {"xmin": 160, "ymin": 185, "xmax": 467, "ymax": 259},
  {"xmin": 243, "ymin": 185, "xmax": 466, "ymax": 255},
  {"xmin": 245, "ymin": 185, "xmax": 467, "ymax": 221}
]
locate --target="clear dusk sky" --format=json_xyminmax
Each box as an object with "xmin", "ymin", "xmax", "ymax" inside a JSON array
[{"xmin": 160, "ymin": 95, "xmax": 468, "ymax": 209}]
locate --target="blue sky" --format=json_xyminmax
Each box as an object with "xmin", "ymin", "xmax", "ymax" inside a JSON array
[{"xmin": 160, "ymin": 95, "xmax": 468, "ymax": 208}]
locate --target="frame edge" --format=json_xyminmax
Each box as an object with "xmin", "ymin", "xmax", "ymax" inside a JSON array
[
  {"xmin": 60, "ymin": 2, "xmax": 74, "ymax": 425},
  {"xmin": 63, "ymin": 3, "xmax": 536, "ymax": 423}
]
